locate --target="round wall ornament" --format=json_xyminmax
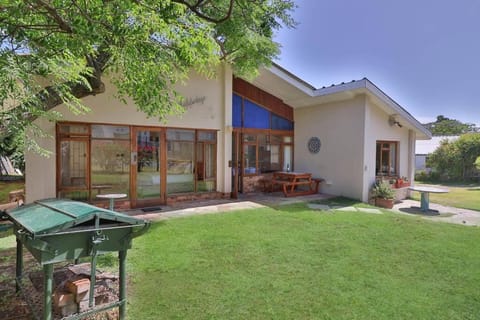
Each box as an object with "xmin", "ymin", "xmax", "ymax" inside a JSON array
[{"xmin": 307, "ymin": 137, "xmax": 321, "ymax": 154}]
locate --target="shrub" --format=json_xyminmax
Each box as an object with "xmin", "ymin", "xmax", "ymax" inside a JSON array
[{"xmin": 372, "ymin": 181, "xmax": 395, "ymax": 199}]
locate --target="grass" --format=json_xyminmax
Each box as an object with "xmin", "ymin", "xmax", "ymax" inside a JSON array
[
  {"xmin": 0, "ymin": 180, "xmax": 24, "ymax": 204},
  {"xmin": 125, "ymin": 205, "xmax": 480, "ymax": 320},
  {"xmin": 411, "ymin": 182, "xmax": 480, "ymax": 211}
]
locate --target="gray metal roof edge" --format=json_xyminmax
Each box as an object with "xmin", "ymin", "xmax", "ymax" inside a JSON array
[
  {"xmin": 364, "ymin": 79, "xmax": 432, "ymax": 138},
  {"xmin": 264, "ymin": 64, "xmax": 432, "ymax": 139}
]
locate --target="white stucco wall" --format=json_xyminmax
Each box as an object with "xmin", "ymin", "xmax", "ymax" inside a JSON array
[
  {"xmin": 26, "ymin": 69, "xmax": 231, "ymax": 203},
  {"xmin": 294, "ymin": 95, "xmax": 367, "ymax": 200},
  {"xmin": 363, "ymin": 98, "xmax": 412, "ymax": 200}
]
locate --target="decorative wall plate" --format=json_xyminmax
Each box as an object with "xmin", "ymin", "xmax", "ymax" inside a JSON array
[{"xmin": 307, "ymin": 137, "xmax": 321, "ymax": 154}]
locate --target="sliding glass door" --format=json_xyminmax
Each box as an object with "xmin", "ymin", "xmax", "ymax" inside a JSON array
[{"xmin": 132, "ymin": 128, "xmax": 165, "ymax": 207}]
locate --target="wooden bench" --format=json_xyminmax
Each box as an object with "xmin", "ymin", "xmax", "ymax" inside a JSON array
[{"xmin": 271, "ymin": 177, "xmax": 324, "ymax": 197}]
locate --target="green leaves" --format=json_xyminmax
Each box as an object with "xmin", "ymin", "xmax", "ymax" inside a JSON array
[
  {"xmin": 1, "ymin": 0, "xmax": 296, "ymax": 155},
  {"xmin": 427, "ymin": 133, "xmax": 480, "ymax": 180},
  {"xmin": 424, "ymin": 115, "xmax": 478, "ymax": 136}
]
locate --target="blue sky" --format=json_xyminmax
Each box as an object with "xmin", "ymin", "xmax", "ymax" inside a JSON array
[{"xmin": 274, "ymin": 0, "xmax": 480, "ymax": 125}]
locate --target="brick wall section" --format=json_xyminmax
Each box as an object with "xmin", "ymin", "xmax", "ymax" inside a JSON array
[{"xmin": 242, "ymin": 173, "xmax": 273, "ymax": 193}]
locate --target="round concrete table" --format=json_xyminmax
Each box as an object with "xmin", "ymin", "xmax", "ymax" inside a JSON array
[
  {"xmin": 408, "ymin": 186, "xmax": 449, "ymax": 212},
  {"xmin": 96, "ymin": 193, "xmax": 127, "ymax": 210}
]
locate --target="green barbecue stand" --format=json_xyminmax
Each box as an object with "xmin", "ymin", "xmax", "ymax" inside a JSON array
[{"xmin": 1, "ymin": 198, "xmax": 150, "ymax": 320}]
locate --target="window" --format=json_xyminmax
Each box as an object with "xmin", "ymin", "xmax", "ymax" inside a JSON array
[
  {"xmin": 166, "ymin": 129, "xmax": 217, "ymax": 194},
  {"xmin": 232, "ymin": 94, "xmax": 294, "ymax": 130},
  {"xmin": 57, "ymin": 124, "xmax": 90, "ymax": 200},
  {"xmin": 197, "ymin": 131, "xmax": 217, "ymax": 192},
  {"xmin": 91, "ymin": 125, "xmax": 131, "ymax": 199},
  {"xmin": 242, "ymin": 133, "xmax": 293, "ymax": 175},
  {"xmin": 376, "ymin": 141, "xmax": 398, "ymax": 176},
  {"xmin": 57, "ymin": 123, "xmax": 218, "ymax": 203}
]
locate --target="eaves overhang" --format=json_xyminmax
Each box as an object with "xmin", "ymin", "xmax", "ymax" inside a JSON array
[{"xmin": 250, "ymin": 63, "xmax": 432, "ymax": 140}]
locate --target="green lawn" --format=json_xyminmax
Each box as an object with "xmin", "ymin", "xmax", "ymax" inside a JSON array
[
  {"xmin": 125, "ymin": 205, "xmax": 480, "ymax": 319},
  {"xmin": 0, "ymin": 180, "xmax": 24, "ymax": 203},
  {"xmin": 411, "ymin": 182, "xmax": 480, "ymax": 211},
  {"xmin": 1, "ymin": 189, "xmax": 479, "ymax": 319}
]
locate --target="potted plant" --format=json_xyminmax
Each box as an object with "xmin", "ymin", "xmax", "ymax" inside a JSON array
[
  {"xmin": 395, "ymin": 176, "xmax": 410, "ymax": 188},
  {"xmin": 372, "ymin": 181, "xmax": 395, "ymax": 209}
]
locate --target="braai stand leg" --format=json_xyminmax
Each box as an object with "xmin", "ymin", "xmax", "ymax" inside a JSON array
[
  {"xmin": 119, "ymin": 250, "xmax": 127, "ymax": 320},
  {"xmin": 16, "ymin": 238, "xmax": 23, "ymax": 292},
  {"xmin": 43, "ymin": 263, "xmax": 54, "ymax": 320}
]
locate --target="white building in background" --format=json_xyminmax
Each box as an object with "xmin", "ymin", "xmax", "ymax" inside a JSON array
[{"xmin": 415, "ymin": 136, "xmax": 459, "ymax": 172}]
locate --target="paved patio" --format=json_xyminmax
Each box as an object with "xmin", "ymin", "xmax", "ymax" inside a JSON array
[
  {"xmin": 125, "ymin": 192, "xmax": 480, "ymax": 227},
  {"xmin": 393, "ymin": 199, "xmax": 480, "ymax": 226}
]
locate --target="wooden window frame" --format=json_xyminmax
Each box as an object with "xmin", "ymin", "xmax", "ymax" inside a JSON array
[
  {"xmin": 376, "ymin": 140, "xmax": 399, "ymax": 177},
  {"xmin": 237, "ymin": 129, "xmax": 294, "ymax": 176},
  {"xmin": 56, "ymin": 122, "xmax": 219, "ymax": 202}
]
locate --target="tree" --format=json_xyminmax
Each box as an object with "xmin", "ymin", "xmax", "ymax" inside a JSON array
[
  {"xmin": 0, "ymin": 0, "xmax": 296, "ymax": 152},
  {"xmin": 423, "ymin": 115, "xmax": 478, "ymax": 136},
  {"xmin": 427, "ymin": 133, "xmax": 480, "ymax": 180}
]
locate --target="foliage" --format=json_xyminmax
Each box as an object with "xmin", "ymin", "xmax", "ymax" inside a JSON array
[
  {"xmin": 0, "ymin": 0, "xmax": 296, "ymax": 150},
  {"xmin": 371, "ymin": 181, "xmax": 395, "ymax": 199},
  {"xmin": 125, "ymin": 208, "xmax": 480, "ymax": 319},
  {"xmin": 423, "ymin": 115, "xmax": 478, "ymax": 136},
  {"xmin": 414, "ymin": 170, "xmax": 440, "ymax": 182},
  {"xmin": 427, "ymin": 133, "xmax": 480, "ymax": 181},
  {"xmin": 475, "ymin": 156, "xmax": 480, "ymax": 170}
]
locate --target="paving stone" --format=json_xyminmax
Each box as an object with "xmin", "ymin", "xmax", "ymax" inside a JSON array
[
  {"xmin": 357, "ymin": 208, "xmax": 383, "ymax": 214},
  {"xmin": 307, "ymin": 204, "xmax": 331, "ymax": 211},
  {"xmin": 333, "ymin": 206, "xmax": 358, "ymax": 212}
]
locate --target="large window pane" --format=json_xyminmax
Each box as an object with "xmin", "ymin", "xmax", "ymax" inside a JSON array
[
  {"xmin": 376, "ymin": 141, "xmax": 397, "ymax": 176},
  {"xmin": 244, "ymin": 99, "xmax": 270, "ymax": 129},
  {"xmin": 91, "ymin": 139, "xmax": 130, "ymax": 198},
  {"xmin": 167, "ymin": 130, "xmax": 195, "ymax": 194},
  {"xmin": 197, "ymin": 143, "xmax": 216, "ymax": 192},
  {"xmin": 167, "ymin": 141, "xmax": 194, "ymax": 193},
  {"xmin": 244, "ymin": 144, "xmax": 257, "ymax": 174},
  {"xmin": 232, "ymin": 94, "xmax": 243, "ymax": 128},
  {"xmin": 137, "ymin": 130, "xmax": 161, "ymax": 199},
  {"xmin": 59, "ymin": 140, "xmax": 88, "ymax": 188},
  {"xmin": 283, "ymin": 145, "xmax": 292, "ymax": 172},
  {"xmin": 272, "ymin": 114, "xmax": 294, "ymax": 130}
]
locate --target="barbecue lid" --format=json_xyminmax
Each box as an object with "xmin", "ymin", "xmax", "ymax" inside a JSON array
[{"xmin": 3, "ymin": 198, "xmax": 147, "ymax": 237}]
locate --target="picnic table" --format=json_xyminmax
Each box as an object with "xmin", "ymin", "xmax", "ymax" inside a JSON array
[
  {"xmin": 271, "ymin": 172, "xmax": 323, "ymax": 197},
  {"xmin": 409, "ymin": 185, "xmax": 449, "ymax": 212}
]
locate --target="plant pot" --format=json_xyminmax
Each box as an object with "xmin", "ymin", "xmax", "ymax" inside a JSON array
[
  {"xmin": 375, "ymin": 197, "xmax": 394, "ymax": 209},
  {"xmin": 395, "ymin": 181, "xmax": 411, "ymax": 188}
]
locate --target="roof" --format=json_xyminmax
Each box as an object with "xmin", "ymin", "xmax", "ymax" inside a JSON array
[
  {"xmin": 415, "ymin": 136, "xmax": 459, "ymax": 155},
  {"xmin": 250, "ymin": 63, "xmax": 432, "ymax": 140},
  {"xmin": 5, "ymin": 198, "xmax": 147, "ymax": 237}
]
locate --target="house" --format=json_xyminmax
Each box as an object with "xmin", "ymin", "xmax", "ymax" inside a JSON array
[
  {"xmin": 25, "ymin": 63, "xmax": 431, "ymax": 208},
  {"xmin": 415, "ymin": 136, "xmax": 459, "ymax": 172}
]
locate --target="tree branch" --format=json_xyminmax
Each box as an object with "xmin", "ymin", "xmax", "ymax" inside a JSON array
[
  {"xmin": 31, "ymin": 0, "xmax": 73, "ymax": 33},
  {"xmin": 172, "ymin": 0, "xmax": 234, "ymax": 23}
]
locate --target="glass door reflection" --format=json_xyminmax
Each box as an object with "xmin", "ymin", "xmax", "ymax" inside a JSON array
[{"xmin": 135, "ymin": 129, "xmax": 162, "ymax": 203}]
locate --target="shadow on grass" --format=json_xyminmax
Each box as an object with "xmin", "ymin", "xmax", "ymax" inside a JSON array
[
  {"xmin": 266, "ymin": 196, "xmax": 378, "ymax": 214},
  {"xmin": 267, "ymin": 202, "xmax": 310, "ymax": 213},
  {"xmin": 310, "ymin": 196, "xmax": 365, "ymax": 208}
]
